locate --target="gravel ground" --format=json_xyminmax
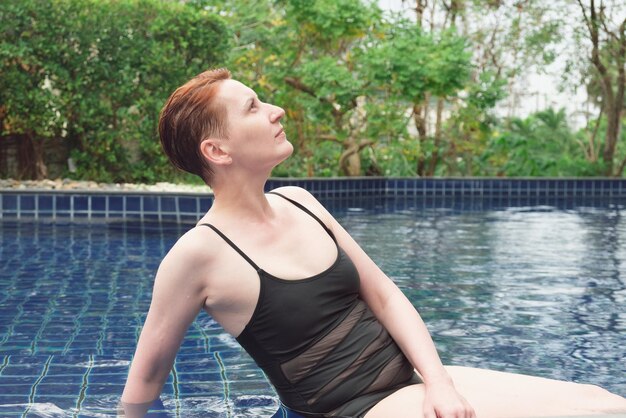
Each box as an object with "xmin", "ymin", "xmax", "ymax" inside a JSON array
[{"xmin": 0, "ymin": 178, "xmax": 211, "ymax": 193}]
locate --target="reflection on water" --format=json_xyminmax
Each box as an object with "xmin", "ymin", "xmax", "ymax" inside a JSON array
[
  {"xmin": 343, "ymin": 203, "xmax": 625, "ymax": 397},
  {"xmin": 0, "ymin": 197, "xmax": 625, "ymax": 416}
]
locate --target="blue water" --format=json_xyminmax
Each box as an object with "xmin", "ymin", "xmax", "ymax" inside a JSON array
[{"xmin": 1, "ymin": 196, "xmax": 625, "ymax": 417}]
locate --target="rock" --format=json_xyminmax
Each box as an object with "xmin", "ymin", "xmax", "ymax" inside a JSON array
[{"xmin": 0, "ymin": 178, "xmax": 212, "ymax": 193}]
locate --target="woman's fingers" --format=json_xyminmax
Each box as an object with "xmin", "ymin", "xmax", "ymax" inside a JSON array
[{"xmin": 423, "ymin": 405, "xmax": 437, "ymax": 418}]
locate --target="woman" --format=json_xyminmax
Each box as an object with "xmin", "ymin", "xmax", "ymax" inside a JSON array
[{"xmin": 120, "ymin": 69, "xmax": 626, "ymax": 418}]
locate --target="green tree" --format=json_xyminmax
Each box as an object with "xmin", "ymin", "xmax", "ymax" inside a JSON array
[
  {"xmin": 444, "ymin": 70, "xmax": 506, "ymax": 176},
  {"xmin": 574, "ymin": 0, "xmax": 626, "ymax": 176},
  {"xmin": 0, "ymin": 0, "xmax": 229, "ymax": 182},
  {"xmin": 212, "ymin": 0, "xmax": 471, "ymax": 177},
  {"xmin": 484, "ymin": 108, "xmax": 603, "ymax": 176},
  {"xmin": 394, "ymin": 1, "xmax": 563, "ymax": 177},
  {"xmin": 365, "ymin": 19, "xmax": 471, "ymax": 176}
]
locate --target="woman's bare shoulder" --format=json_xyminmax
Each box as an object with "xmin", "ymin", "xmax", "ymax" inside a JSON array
[
  {"xmin": 269, "ymin": 186, "xmax": 322, "ymax": 207},
  {"xmin": 156, "ymin": 225, "xmax": 223, "ymax": 285},
  {"xmin": 270, "ymin": 185, "xmax": 333, "ymax": 223}
]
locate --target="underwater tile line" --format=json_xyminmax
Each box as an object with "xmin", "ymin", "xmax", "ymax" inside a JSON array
[{"xmin": 22, "ymin": 355, "xmax": 52, "ymax": 417}]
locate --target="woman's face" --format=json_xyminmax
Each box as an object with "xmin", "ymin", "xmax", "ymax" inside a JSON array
[{"xmin": 216, "ymin": 79, "xmax": 293, "ymax": 171}]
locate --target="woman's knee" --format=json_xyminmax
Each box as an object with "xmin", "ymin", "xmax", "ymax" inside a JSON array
[{"xmin": 577, "ymin": 383, "xmax": 626, "ymax": 411}]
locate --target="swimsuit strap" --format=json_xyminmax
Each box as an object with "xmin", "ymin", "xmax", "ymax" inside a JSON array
[
  {"xmin": 267, "ymin": 191, "xmax": 336, "ymax": 241},
  {"xmin": 200, "ymin": 192, "xmax": 333, "ymax": 270},
  {"xmin": 200, "ymin": 223, "xmax": 262, "ymax": 272}
]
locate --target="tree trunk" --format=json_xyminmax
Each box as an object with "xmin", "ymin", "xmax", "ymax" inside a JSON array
[
  {"xmin": 413, "ymin": 102, "xmax": 428, "ymax": 176},
  {"xmin": 427, "ymin": 97, "xmax": 445, "ymax": 176},
  {"xmin": 577, "ymin": 0, "xmax": 625, "ymax": 176},
  {"xmin": 339, "ymin": 139, "xmax": 361, "ymax": 176},
  {"xmin": 603, "ymin": 104, "xmax": 621, "ymax": 175},
  {"xmin": 413, "ymin": 0, "xmax": 427, "ymax": 27},
  {"xmin": 14, "ymin": 133, "xmax": 47, "ymax": 180},
  {"xmin": 32, "ymin": 137, "xmax": 48, "ymax": 180}
]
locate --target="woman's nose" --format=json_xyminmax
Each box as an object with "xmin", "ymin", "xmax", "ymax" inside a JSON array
[{"xmin": 270, "ymin": 105, "xmax": 285, "ymax": 123}]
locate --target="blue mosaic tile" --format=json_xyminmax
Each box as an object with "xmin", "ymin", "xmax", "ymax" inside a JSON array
[
  {"xmin": 2, "ymin": 194, "xmax": 17, "ymax": 211},
  {"xmin": 555, "ymin": 180, "xmax": 565, "ymax": 196},
  {"xmin": 0, "ymin": 383, "xmax": 34, "ymax": 396},
  {"xmin": 422, "ymin": 179, "xmax": 434, "ymax": 193},
  {"xmin": 443, "ymin": 180, "xmax": 457, "ymax": 196},
  {"xmin": 563, "ymin": 179, "xmax": 573, "ymax": 190},
  {"xmin": 37, "ymin": 376, "xmax": 82, "ymax": 396},
  {"xmin": 434, "ymin": 180, "xmax": 445, "ymax": 195},
  {"xmin": 489, "ymin": 182, "xmax": 501, "ymax": 195},
  {"xmin": 595, "ymin": 180, "xmax": 605, "ymax": 195},
  {"xmin": 126, "ymin": 196, "xmax": 141, "ymax": 212},
  {"xmin": 109, "ymin": 196, "xmax": 123, "ymax": 212},
  {"xmin": 577, "ymin": 179, "xmax": 590, "ymax": 190},
  {"xmin": 92, "ymin": 196, "xmax": 106, "ymax": 212},
  {"xmin": 73, "ymin": 196, "xmax": 88, "ymax": 211},
  {"xmin": 161, "ymin": 197, "xmax": 177, "ymax": 213},
  {"xmin": 2, "ymin": 178, "xmax": 626, "ymax": 220},
  {"xmin": 19, "ymin": 195, "xmax": 35, "ymax": 210},
  {"xmin": 609, "ymin": 181, "xmax": 620, "ymax": 195},
  {"xmin": 532, "ymin": 180, "xmax": 543, "ymax": 196},
  {"xmin": 444, "ymin": 180, "xmax": 458, "ymax": 195},
  {"xmin": 142, "ymin": 196, "xmax": 159, "ymax": 213},
  {"xmin": 55, "ymin": 195, "xmax": 71, "ymax": 211},
  {"xmin": 603, "ymin": 181, "xmax": 613, "ymax": 195},
  {"xmin": 38, "ymin": 195, "xmax": 53, "ymax": 211},
  {"xmin": 469, "ymin": 180, "xmax": 481, "ymax": 195},
  {"xmin": 493, "ymin": 179, "xmax": 504, "ymax": 194},
  {"xmin": 179, "ymin": 197, "xmax": 198, "ymax": 214},
  {"xmin": 199, "ymin": 198, "xmax": 212, "ymax": 212}
]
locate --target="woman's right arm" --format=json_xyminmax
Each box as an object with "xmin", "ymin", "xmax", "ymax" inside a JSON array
[{"xmin": 119, "ymin": 232, "xmax": 211, "ymax": 417}]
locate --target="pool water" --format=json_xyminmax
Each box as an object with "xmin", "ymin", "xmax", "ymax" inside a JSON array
[{"xmin": 1, "ymin": 196, "xmax": 625, "ymax": 417}]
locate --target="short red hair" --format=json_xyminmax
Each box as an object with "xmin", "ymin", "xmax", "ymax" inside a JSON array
[{"xmin": 159, "ymin": 68, "xmax": 232, "ymax": 185}]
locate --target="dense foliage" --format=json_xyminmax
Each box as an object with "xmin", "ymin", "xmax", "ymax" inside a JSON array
[
  {"xmin": 0, "ymin": 0, "xmax": 229, "ymax": 182},
  {"xmin": 0, "ymin": 0, "xmax": 624, "ymax": 181}
]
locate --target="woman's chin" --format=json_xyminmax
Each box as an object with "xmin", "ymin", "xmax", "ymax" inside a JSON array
[
  {"xmin": 271, "ymin": 143, "xmax": 294, "ymax": 169},
  {"xmin": 280, "ymin": 141, "xmax": 294, "ymax": 159}
]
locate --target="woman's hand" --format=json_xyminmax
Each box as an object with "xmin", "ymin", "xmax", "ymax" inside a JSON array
[{"xmin": 423, "ymin": 381, "xmax": 476, "ymax": 418}]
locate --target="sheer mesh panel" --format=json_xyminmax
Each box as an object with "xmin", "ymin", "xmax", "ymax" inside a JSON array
[
  {"xmin": 307, "ymin": 326, "xmax": 390, "ymax": 405},
  {"xmin": 280, "ymin": 301, "xmax": 366, "ymax": 384},
  {"xmin": 362, "ymin": 352, "xmax": 412, "ymax": 395}
]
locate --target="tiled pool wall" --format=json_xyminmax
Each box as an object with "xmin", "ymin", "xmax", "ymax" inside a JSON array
[{"xmin": 2, "ymin": 177, "xmax": 626, "ymax": 220}]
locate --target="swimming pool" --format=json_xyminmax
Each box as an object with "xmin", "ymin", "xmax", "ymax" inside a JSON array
[{"xmin": 1, "ymin": 190, "xmax": 625, "ymax": 417}]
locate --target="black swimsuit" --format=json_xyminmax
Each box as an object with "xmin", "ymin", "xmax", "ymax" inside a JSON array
[{"xmin": 201, "ymin": 192, "xmax": 421, "ymax": 417}]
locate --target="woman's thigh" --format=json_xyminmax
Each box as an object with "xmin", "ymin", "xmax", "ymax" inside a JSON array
[
  {"xmin": 364, "ymin": 383, "xmax": 426, "ymax": 418},
  {"xmin": 448, "ymin": 365, "xmax": 626, "ymax": 417},
  {"xmin": 365, "ymin": 366, "xmax": 626, "ymax": 418}
]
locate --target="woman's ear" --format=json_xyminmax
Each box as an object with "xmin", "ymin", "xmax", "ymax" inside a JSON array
[{"xmin": 200, "ymin": 138, "xmax": 232, "ymax": 166}]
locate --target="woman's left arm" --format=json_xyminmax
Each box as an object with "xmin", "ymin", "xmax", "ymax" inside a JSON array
[{"xmin": 278, "ymin": 187, "xmax": 475, "ymax": 418}]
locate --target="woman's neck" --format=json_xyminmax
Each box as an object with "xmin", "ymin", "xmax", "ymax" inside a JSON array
[{"xmin": 208, "ymin": 173, "xmax": 276, "ymax": 224}]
